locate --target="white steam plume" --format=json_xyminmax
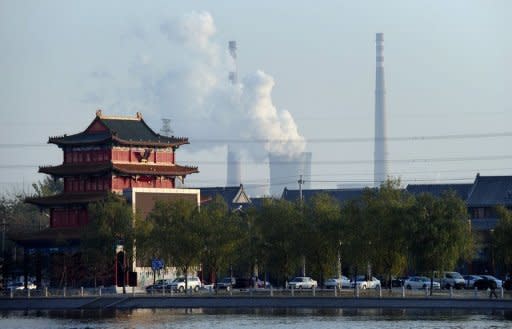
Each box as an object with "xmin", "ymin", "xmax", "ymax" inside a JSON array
[{"xmin": 87, "ymin": 11, "xmax": 306, "ymax": 158}]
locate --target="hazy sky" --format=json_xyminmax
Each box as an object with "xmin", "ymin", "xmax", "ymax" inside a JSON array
[{"xmin": 0, "ymin": 0, "xmax": 511, "ymax": 195}]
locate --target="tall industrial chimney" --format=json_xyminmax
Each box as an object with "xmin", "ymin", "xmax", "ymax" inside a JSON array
[
  {"xmin": 226, "ymin": 41, "xmax": 242, "ymax": 186},
  {"xmin": 227, "ymin": 145, "xmax": 242, "ymax": 186},
  {"xmin": 374, "ymin": 33, "xmax": 388, "ymax": 186},
  {"xmin": 228, "ymin": 40, "xmax": 238, "ymax": 84}
]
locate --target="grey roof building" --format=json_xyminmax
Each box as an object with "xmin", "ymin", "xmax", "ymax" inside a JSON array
[
  {"xmin": 281, "ymin": 187, "xmax": 368, "ymax": 204},
  {"xmin": 406, "ymin": 183, "xmax": 473, "ymax": 200},
  {"xmin": 195, "ymin": 184, "xmax": 251, "ymax": 210}
]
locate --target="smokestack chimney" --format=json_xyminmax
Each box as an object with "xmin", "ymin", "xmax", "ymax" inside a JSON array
[
  {"xmin": 228, "ymin": 40, "xmax": 238, "ymax": 84},
  {"xmin": 226, "ymin": 41, "xmax": 242, "ymax": 186},
  {"xmin": 374, "ymin": 33, "xmax": 388, "ymax": 186},
  {"xmin": 227, "ymin": 145, "xmax": 242, "ymax": 186}
]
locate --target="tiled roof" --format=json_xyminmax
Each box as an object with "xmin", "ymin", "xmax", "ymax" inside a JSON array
[
  {"xmin": 466, "ymin": 175, "xmax": 512, "ymax": 207},
  {"xmin": 49, "ymin": 112, "xmax": 189, "ymax": 147},
  {"xmin": 113, "ymin": 163, "xmax": 198, "ymax": 176},
  {"xmin": 281, "ymin": 187, "xmax": 367, "ymax": 204},
  {"xmin": 39, "ymin": 163, "xmax": 198, "ymax": 177},
  {"xmin": 193, "ymin": 185, "xmax": 250, "ymax": 209},
  {"xmin": 406, "ymin": 183, "xmax": 473, "ymax": 200},
  {"xmin": 25, "ymin": 191, "xmax": 108, "ymax": 207}
]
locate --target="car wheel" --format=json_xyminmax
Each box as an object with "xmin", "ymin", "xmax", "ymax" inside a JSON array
[
  {"xmin": 178, "ymin": 286, "xmax": 185, "ymax": 293},
  {"xmin": 362, "ymin": 284, "xmax": 367, "ymax": 290},
  {"xmin": 422, "ymin": 284, "xmax": 427, "ymax": 289},
  {"xmin": 194, "ymin": 286, "xmax": 200, "ymax": 292},
  {"xmin": 444, "ymin": 283, "xmax": 451, "ymax": 290},
  {"xmin": 406, "ymin": 284, "xmax": 412, "ymax": 290},
  {"xmin": 226, "ymin": 286, "xmax": 231, "ymax": 292}
]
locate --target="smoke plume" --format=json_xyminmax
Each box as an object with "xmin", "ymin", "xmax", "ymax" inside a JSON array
[{"xmin": 87, "ymin": 11, "xmax": 306, "ymax": 158}]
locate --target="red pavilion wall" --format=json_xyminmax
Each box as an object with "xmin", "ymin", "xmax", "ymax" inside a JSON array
[
  {"xmin": 111, "ymin": 147, "xmax": 174, "ymax": 164},
  {"xmin": 51, "ymin": 207, "xmax": 88, "ymax": 228}
]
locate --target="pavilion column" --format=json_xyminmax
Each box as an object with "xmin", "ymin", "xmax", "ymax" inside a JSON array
[{"xmin": 35, "ymin": 251, "xmax": 42, "ymax": 288}]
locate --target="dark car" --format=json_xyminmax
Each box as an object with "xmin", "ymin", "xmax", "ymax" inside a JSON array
[
  {"xmin": 504, "ymin": 278, "xmax": 512, "ymax": 291},
  {"xmin": 391, "ymin": 277, "xmax": 408, "ymax": 288},
  {"xmin": 474, "ymin": 277, "xmax": 498, "ymax": 290},
  {"xmin": 216, "ymin": 277, "xmax": 251, "ymax": 291}
]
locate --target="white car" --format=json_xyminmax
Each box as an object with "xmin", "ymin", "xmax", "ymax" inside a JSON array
[
  {"xmin": 7, "ymin": 282, "xmax": 36, "ymax": 290},
  {"xmin": 169, "ymin": 277, "xmax": 202, "ymax": 292},
  {"xmin": 404, "ymin": 276, "xmax": 440, "ymax": 290},
  {"xmin": 350, "ymin": 275, "xmax": 381, "ymax": 289},
  {"xmin": 288, "ymin": 276, "xmax": 318, "ymax": 289},
  {"xmin": 324, "ymin": 276, "xmax": 350, "ymax": 289}
]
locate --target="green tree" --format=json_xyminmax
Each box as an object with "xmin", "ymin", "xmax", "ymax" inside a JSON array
[
  {"xmin": 81, "ymin": 193, "xmax": 134, "ymax": 292},
  {"xmin": 494, "ymin": 206, "xmax": 512, "ymax": 274},
  {"xmin": 303, "ymin": 193, "xmax": 341, "ymax": 285},
  {"xmin": 198, "ymin": 196, "xmax": 242, "ymax": 284},
  {"xmin": 254, "ymin": 198, "xmax": 303, "ymax": 286},
  {"xmin": 409, "ymin": 191, "xmax": 473, "ymax": 292},
  {"xmin": 365, "ymin": 180, "xmax": 413, "ymax": 289},
  {"xmin": 146, "ymin": 199, "xmax": 202, "ymax": 291},
  {"xmin": 31, "ymin": 176, "xmax": 63, "ymax": 197}
]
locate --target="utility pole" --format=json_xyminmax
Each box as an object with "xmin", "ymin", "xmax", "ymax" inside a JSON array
[
  {"xmin": 298, "ymin": 175, "xmax": 305, "ymax": 276},
  {"xmin": 298, "ymin": 175, "xmax": 304, "ymax": 203}
]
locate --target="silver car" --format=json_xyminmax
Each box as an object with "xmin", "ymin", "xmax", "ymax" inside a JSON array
[
  {"xmin": 324, "ymin": 276, "xmax": 350, "ymax": 289},
  {"xmin": 404, "ymin": 276, "xmax": 440, "ymax": 290},
  {"xmin": 288, "ymin": 276, "xmax": 318, "ymax": 289}
]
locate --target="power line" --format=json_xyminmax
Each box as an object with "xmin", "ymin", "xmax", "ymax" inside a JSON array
[{"xmin": 1, "ymin": 131, "xmax": 512, "ymax": 148}]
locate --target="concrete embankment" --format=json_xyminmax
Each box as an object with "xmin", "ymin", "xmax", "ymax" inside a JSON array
[{"xmin": 1, "ymin": 296, "xmax": 511, "ymax": 311}]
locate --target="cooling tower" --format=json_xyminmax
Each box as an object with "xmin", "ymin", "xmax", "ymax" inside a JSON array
[
  {"xmin": 226, "ymin": 145, "xmax": 242, "ymax": 186},
  {"xmin": 374, "ymin": 33, "xmax": 388, "ymax": 186},
  {"xmin": 269, "ymin": 152, "xmax": 312, "ymax": 196}
]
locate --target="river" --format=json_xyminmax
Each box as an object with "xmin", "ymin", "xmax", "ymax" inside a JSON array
[{"xmin": 1, "ymin": 308, "xmax": 511, "ymax": 329}]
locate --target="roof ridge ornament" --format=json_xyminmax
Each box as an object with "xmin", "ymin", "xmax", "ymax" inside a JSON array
[{"xmin": 96, "ymin": 109, "xmax": 103, "ymax": 118}]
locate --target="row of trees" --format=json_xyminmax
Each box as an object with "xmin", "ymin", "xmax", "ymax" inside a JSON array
[{"xmin": 78, "ymin": 180, "xmax": 512, "ymax": 290}]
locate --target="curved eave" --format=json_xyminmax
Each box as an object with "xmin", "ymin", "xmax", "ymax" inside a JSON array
[
  {"xmin": 11, "ymin": 227, "xmax": 82, "ymax": 248},
  {"xmin": 111, "ymin": 136, "xmax": 189, "ymax": 148},
  {"xmin": 48, "ymin": 134, "xmax": 112, "ymax": 147},
  {"xmin": 39, "ymin": 164, "xmax": 112, "ymax": 177},
  {"xmin": 112, "ymin": 164, "xmax": 199, "ymax": 177},
  {"xmin": 25, "ymin": 192, "xmax": 108, "ymax": 207}
]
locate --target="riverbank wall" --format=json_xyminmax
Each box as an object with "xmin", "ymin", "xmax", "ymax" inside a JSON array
[{"xmin": 1, "ymin": 296, "xmax": 511, "ymax": 311}]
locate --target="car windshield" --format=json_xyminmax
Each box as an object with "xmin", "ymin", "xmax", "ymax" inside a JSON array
[
  {"xmin": 291, "ymin": 277, "xmax": 303, "ymax": 282},
  {"xmin": 447, "ymin": 272, "xmax": 463, "ymax": 279}
]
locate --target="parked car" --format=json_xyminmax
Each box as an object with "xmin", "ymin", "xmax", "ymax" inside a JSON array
[
  {"xmin": 463, "ymin": 275, "xmax": 482, "ymax": 289},
  {"xmin": 404, "ymin": 276, "xmax": 440, "ymax": 290},
  {"xmin": 324, "ymin": 276, "xmax": 350, "ymax": 289},
  {"xmin": 440, "ymin": 271, "xmax": 465, "ymax": 289},
  {"xmin": 145, "ymin": 279, "xmax": 175, "ymax": 293},
  {"xmin": 288, "ymin": 276, "xmax": 318, "ymax": 289},
  {"xmin": 350, "ymin": 275, "xmax": 381, "ymax": 290},
  {"xmin": 7, "ymin": 281, "xmax": 36, "ymax": 290},
  {"xmin": 169, "ymin": 277, "xmax": 202, "ymax": 292},
  {"xmin": 475, "ymin": 275, "xmax": 502, "ymax": 289},
  {"xmin": 504, "ymin": 278, "xmax": 512, "ymax": 291},
  {"xmin": 216, "ymin": 277, "xmax": 252, "ymax": 291},
  {"xmin": 391, "ymin": 276, "xmax": 408, "ymax": 288}
]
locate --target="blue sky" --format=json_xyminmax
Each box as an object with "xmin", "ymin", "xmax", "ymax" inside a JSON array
[{"xmin": 0, "ymin": 0, "xmax": 511, "ymax": 195}]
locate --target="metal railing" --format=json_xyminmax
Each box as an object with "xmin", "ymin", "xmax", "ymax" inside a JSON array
[{"xmin": 1, "ymin": 286, "xmax": 510, "ymax": 299}]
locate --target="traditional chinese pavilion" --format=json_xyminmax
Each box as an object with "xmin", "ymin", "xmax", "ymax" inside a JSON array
[{"xmin": 21, "ymin": 110, "xmax": 198, "ymax": 287}]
